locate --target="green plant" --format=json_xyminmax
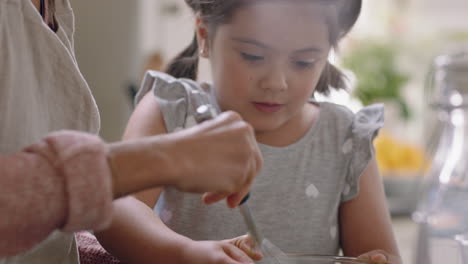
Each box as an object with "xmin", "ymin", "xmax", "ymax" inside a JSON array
[{"xmin": 341, "ymin": 41, "xmax": 411, "ymax": 120}]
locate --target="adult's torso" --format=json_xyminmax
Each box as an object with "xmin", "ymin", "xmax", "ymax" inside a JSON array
[{"xmin": 0, "ymin": 0, "xmax": 99, "ymax": 263}]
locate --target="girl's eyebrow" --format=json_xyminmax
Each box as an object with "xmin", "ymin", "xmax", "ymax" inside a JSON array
[
  {"xmin": 231, "ymin": 37, "xmax": 269, "ymax": 49},
  {"xmin": 294, "ymin": 47, "xmax": 323, "ymax": 54},
  {"xmin": 231, "ymin": 37, "xmax": 323, "ymax": 53}
]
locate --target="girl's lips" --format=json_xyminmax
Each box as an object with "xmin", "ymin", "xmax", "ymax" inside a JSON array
[{"xmin": 253, "ymin": 102, "xmax": 284, "ymax": 113}]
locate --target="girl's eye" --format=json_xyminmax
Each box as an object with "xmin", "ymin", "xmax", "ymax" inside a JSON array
[
  {"xmin": 241, "ymin": 52, "xmax": 264, "ymax": 62},
  {"xmin": 294, "ymin": 60, "xmax": 317, "ymax": 69}
]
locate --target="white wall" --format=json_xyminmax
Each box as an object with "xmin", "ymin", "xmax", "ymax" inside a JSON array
[
  {"xmin": 71, "ymin": 0, "xmax": 140, "ymax": 141},
  {"xmin": 138, "ymin": 0, "xmax": 212, "ymax": 82},
  {"xmin": 139, "ymin": 0, "xmax": 193, "ymax": 60},
  {"xmin": 411, "ymin": 0, "xmax": 468, "ymax": 35},
  {"xmin": 72, "ymin": 0, "xmax": 203, "ymax": 141}
]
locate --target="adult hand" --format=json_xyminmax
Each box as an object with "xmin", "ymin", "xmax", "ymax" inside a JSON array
[
  {"xmin": 167, "ymin": 111, "xmax": 263, "ymax": 208},
  {"xmin": 109, "ymin": 106, "xmax": 262, "ymax": 208}
]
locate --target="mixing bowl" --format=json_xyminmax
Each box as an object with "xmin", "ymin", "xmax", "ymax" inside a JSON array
[{"xmin": 263, "ymin": 254, "xmax": 380, "ymax": 264}]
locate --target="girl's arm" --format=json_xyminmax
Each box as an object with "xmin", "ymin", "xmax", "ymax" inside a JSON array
[
  {"xmin": 96, "ymin": 195, "xmax": 258, "ymax": 264},
  {"xmin": 95, "ymin": 93, "xmax": 258, "ymax": 264},
  {"xmin": 339, "ymin": 158, "xmax": 403, "ymax": 264}
]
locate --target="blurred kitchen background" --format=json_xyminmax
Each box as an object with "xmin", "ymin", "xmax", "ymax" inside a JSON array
[{"xmin": 70, "ymin": 0, "xmax": 468, "ymax": 263}]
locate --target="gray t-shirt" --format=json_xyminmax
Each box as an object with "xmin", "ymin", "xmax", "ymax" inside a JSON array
[{"xmin": 136, "ymin": 71, "xmax": 384, "ymax": 255}]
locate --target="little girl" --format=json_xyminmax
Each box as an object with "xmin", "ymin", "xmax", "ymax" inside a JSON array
[{"xmin": 96, "ymin": 1, "xmax": 402, "ymax": 263}]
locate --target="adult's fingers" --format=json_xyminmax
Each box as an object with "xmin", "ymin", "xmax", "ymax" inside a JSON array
[
  {"xmin": 204, "ymin": 190, "xmax": 249, "ymax": 209},
  {"xmin": 198, "ymin": 111, "xmax": 243, "ymax": 131},
  {"xmin": 226, "ymin": 147, "xmax": 262, "ymax": 208},
  {"xmin": 202, "ymin": 192, "xmax": 227, "ymax": 205},
  {"xmin": 204, "ymin": 141, "xmax": 262, "ymax": 208}
]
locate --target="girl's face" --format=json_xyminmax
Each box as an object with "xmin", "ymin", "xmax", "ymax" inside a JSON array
[{"xmin": 200, "ymin": 1, "xmax": 331, "ymax": 140}]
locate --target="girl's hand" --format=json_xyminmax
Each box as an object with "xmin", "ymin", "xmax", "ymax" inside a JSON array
[
  {"xmin": 358, "ymin": 250, "xmax": 402, "ymax": 264},
  {"xmin": 224, "ymin": 234, "xmax": 263, "ymax": 261},
  {"xmin": 180, "ymin": 240, "xmax": 257, "ymax": 264}
]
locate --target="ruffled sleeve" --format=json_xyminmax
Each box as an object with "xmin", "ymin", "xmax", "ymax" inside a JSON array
[
  {"xmin": 341, "ymin": 104, "xmax": 384, "ymax": 202},
  {"xmin": 135, "ymin": 71, "xmax": 218, "ymax": 133}
]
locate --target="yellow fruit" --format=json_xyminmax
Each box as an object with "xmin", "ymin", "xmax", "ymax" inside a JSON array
[{"xmin": 374, "ymin": 132, "xmax": 428, "ymax": 175}]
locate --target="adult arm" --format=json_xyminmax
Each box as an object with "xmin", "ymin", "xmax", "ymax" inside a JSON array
[
  {"xmin": 0, "ymin": 92, "xmax": 261, "ymax": 257},
  {"xmin": 0, "ymin": 131, "xmax": 112, "ymax": 256}
]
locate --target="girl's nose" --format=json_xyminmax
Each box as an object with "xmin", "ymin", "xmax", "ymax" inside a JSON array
[{"xmin": 259, "ymin": 63, "xmax": 288, "ymax": 93}]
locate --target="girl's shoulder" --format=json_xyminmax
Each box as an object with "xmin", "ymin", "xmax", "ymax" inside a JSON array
[
  {"xmin": 308, "ymin": 101, "xmax": 384, "ymax": 157},
  {"xmin": 313, "ymin": 101, "xmax": 384, "ymax": 202},
  {"xmin": 135, "ymin": 71, "xmax": 206, "ymax": 104},
  {"xmin": 135, "ymin": 71, "xmax": 216, "ymax": 132},
  {"xmin": 316, "ymin": 101, "xmax": 384, "ymax": 132}
]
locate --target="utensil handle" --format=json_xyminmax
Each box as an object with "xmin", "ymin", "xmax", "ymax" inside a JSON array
[{"xmin": 240, "ymin": 193, "xmax": 250, "ymax": 205}]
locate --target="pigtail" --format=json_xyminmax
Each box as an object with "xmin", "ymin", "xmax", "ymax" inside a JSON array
[
  {"xmin": 165, "ymin": 34, "xmax": 199, "ymax": 80},
  {"xmin": 315, "ymin": 0, "xmax": 361, "ymax": 95},
  {"xmin": 315, "ymin": 62, "xmax": 347, "ymax": 95}
]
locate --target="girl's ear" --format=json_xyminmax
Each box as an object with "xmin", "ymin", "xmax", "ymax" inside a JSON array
[{"xmin": 195, "ymin": 16, "xmax": 210, "ymax": 58}]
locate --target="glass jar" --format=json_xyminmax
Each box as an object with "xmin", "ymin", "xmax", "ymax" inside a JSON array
[{"xmin": 414, "ymin": 50, "xmax": 468, "ymax": 264}]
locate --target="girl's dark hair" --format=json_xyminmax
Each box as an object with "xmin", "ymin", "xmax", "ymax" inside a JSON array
[{"xmin": 165, "ymin": 0, "xmax": 362, "ymax": 95}]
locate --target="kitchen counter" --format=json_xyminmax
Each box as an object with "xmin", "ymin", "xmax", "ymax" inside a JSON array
[
  {"xmin": 393, "ymin": 216, "xmax": 466, "ymax": 264},
  {"xmin": 392, "ymin": 216, "xmax": 418, "ymax": 264}
]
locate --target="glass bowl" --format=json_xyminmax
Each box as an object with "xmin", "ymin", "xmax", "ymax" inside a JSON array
[{"xmin": 264, "ymin": 254, "xmax": 377, "ymax": 264}]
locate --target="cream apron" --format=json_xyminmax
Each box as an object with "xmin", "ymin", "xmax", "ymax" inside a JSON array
[{"xmin": 0, "ymin": 0, "xmax": 100, "ymax": 263}]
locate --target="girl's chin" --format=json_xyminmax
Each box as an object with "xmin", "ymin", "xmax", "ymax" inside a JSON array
[{"xmin": 251, "ymin": 122, "xmax": 285, "ymax": 134}]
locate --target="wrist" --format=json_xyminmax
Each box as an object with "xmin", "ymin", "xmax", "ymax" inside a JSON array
[
  {"xmin": 106, "ymin": 143, "xmax": 121, "ymax": 198},
  {"xmin": 107, "ymin": 136, "xmax": 179, "ymax": 198},
  {"xmin": 154, "ymin": 134, "xmax": 184, "ymax": 187},
  {"xmin": 151, "ymin": 131, "xmax": 198, "ymax": 190},
  {"xmin": 176, "ymin": 238, "xmax": 197, "ymax": 264}
]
